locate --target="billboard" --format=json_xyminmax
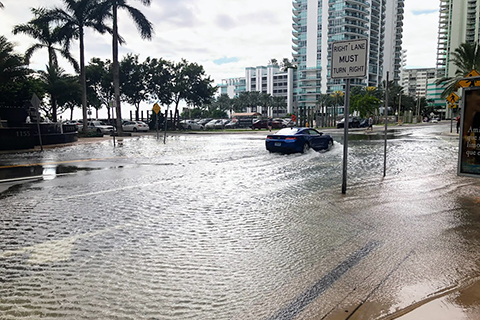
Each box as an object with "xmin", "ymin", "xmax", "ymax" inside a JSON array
[{"xmin": 458, "ymin": 87, "xmax": 480, "ymax": 176}]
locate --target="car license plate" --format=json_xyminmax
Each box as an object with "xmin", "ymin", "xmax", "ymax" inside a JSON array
[{"xmin": 275, "ymin": 142, "xmax": 281, "ymax": 146}]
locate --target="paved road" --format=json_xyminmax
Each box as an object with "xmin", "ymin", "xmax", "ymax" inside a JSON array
[{"xmin": 0, "ymin": 123, "xmax": 479, "ymax": 319}]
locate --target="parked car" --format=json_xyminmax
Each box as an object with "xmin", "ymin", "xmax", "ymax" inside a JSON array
[
  {"xmin": 64, "ymin": 120, "xmax": 82, "ymax": 129},
  {"xmin": 205, "ymin": 119, "xmax": 225, "ymax": 129},
  {"xmin": 179, "ymin": 120, "xmax": 204, "ymax": 130},
  {"xmin": 78, "ymin": 121, "xmax": 114, "ymax": 134},
  {"xmin": 336, "ymin": 117, "xmax": 361, "ymax": 128},
  {"xmin": 265, "ymin": 127, "xmax": 334, "ymax": 154},
  {"xmin": 251, "ymin": 119, "xmax": 283, "ymax": 130},
  {"xmin": 197, "ymin": 118, "xmax": 213, "ymax": 126},
  {"xmin": 122, "ymin": 121, "xmax": 149, "ymax": 132},
  {"xmin": 225, "ymin": 119, "xmax": 239, "ymax": 129}
]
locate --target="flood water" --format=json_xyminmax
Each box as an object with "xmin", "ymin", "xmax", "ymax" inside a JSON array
[{"xmin": 1, "ymin": 124, "xmax": 479, "ymax": 319}]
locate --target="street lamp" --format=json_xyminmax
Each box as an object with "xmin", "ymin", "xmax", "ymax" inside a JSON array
[{"xmin": 398, "ymin": 93, "xmax": 402, "ymax": 125}]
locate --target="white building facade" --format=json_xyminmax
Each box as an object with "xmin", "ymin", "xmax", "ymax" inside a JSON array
[
  {"xmin": 401, "ymin": 68, "xmax": 437, "ymax": 97},
  {"xmin": 218, "ymin": 65, "xmax": 295, "ymax": 117}
]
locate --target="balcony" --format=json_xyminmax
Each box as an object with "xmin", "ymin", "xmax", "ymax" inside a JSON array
[{"xmin": 345, "ymin": 0, "xmax": 369, "ymax": 6}]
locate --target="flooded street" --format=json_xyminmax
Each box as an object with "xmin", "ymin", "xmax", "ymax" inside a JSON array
[{"xmin": 1, "ymin": 123, "xmax": 480, "ymax": 319}]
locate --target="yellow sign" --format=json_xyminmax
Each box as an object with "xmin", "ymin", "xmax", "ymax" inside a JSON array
[
  {"xmin": 448, "ymin": 104, "xmax": 458, "ymax": 109},
  {"xmin": 446, "ymin": 92, "xmax": 459, "ymax": 104},
  {"xmin": 153, "ymin": 103, "xmax": 161, "ymax": 114},
  {"xmin": 459, "ymin": 69, "xmax": 480, "ymax": 88}
]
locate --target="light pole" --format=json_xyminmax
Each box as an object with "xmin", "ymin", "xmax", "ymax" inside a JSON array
[
  {"xmin": 398, "ymin": 93, "xmax": 402, "ymax": 125},
  {"xmin": 416, "ymin": 94, "xmax": 422, "ymax": 122}
]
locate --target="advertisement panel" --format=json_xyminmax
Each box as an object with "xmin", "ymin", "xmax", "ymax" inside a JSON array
[{"xmin": 458, "ymin": 87, "xmax": 480, "ymax": 176}]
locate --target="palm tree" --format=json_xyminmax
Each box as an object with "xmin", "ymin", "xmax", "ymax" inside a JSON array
[
  {"xmin": 0, "ymin": 36, "xmax": 29, "ymax": 83},
  {"xmin": 13, "ymin": 9, "xmax": 78, "ymax": 122},
  {"xmin": 316, "ymin": 93, "xmax": 333, "ymax": 127},
  {"xmin": 97, "ymin": 0, "xmax": 154, "ymax": 134},
  {"xmin": 437, "ymin": 42, "xmax": 480, "ymax": 98},
  {"xmin": 259, "ymin": 92, "xmax": 272, "ymax": 117},
  {"xmin": 12, "ymin": 9, "xmax": 79, "ymax": 74},
  {"xmin": 331, "ymin": 90, "xmax": 344, "ymax": 125},
  {"xmin": 37, "ymin": 64, "xmax": 70, "ymax": 121},
  {"xmin": 271, "ymin": 96, "xmax": 287, "ymax": 118},
  {"xmin": 41, "ymin": 0, "xmax": 111, "ymax": 131}
]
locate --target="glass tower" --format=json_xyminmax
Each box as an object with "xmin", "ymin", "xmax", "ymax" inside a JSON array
[{"xmin": 292, "ymin": 0, "xmax": 405, "ymax": 110}]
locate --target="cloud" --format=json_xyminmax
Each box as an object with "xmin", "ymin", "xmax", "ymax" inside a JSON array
[{"xmin": 214, "ymin": 14, "xmax": 237, "ymax": 30}]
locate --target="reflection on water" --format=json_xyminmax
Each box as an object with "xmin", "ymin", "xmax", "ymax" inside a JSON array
[
  {"xmin": 42, "ymin": 164, "xmax": 57, "ymax": 180},
  {"xmin": 0, "ymin": 164, "xmax": 98, "ymax": 183}
]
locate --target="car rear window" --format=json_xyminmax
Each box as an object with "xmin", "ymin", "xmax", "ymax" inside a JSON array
[{"xmin": 276, "ymin": 128, "xmax": 299, "ymax": 135}]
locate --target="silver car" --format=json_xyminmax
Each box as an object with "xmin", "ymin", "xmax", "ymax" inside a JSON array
[
  {"xmin": 122, "ymin": 121, "xmax": 149, "ymax": 132},
  {"xmin": 179, "ymin": 120, "xmax": 204, "ymax": 130},
  {"xmin": 78, "ymin": 121, "xmax": 114, "ymax": 134}
]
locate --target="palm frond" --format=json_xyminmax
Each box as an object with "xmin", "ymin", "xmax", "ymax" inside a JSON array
[{"xmin": 123, "ymin": 4, "xmax": 154, "ymax": 39}]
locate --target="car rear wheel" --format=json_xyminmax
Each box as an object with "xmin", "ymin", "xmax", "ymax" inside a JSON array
[
  {"xmin": 301, "ymin": 143, "xmax": 310, "ymax": 153},
  {"xmin": 133, "ymin": 127, "xmax": 138, "ymax": 132}
]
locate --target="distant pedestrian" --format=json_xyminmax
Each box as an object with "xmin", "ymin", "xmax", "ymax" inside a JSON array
[
  {"xmin": 267, "ymin": 117, "xmax": 273, "ymax": 132},
  {"xmin": 367, "ymin": 116, "xmax": 373, "ymax": 132},
  {"xmin": 456, "ymin": 115, "xmax": 460, "ymax": 133}
]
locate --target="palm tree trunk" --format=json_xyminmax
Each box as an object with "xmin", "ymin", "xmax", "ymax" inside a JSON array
[
  {"xmin": 79, "ymin": 28, "xmax": 88, "ymax": 133},
  {"xmin": 113, "ymin": 5, "xmax": 123, "ymax": 135},
  {"xmin": 51, "ymin": 95, "xmax": 57, "ymax": 122}
]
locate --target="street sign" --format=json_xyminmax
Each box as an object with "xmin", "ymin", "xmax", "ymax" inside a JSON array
[
  {"xmin": 331, "ymin": 39, "xmax": 368, "ymax": 79},
  {"xmin": 153, "ymin": 103, "xmax": 161, "ymax": 114},
  {"xmin": 30, "ymin": 93, "xmax": 41, "ymax": 111},
  {"xmin": 291, "ymin": 114, "xmax": 296, "ymax": 122},
  {"xmin": 446, "ymin": 92, "xmax": 459, "ymax": 104},
  {"xmin": 459, "ymin": 70, "xmax": 480, "ymax": 88}
]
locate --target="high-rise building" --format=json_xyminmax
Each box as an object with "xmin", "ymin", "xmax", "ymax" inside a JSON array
[
  {"xmin": 401, "ymin": 68, "xmax": 437, "ymax": 97},
  {"xmin": 436, "ymin": 0, "xmax": 480, "ymax": 78},
  {"xmin": 292, "ymin": 0, "xmax": 405, "ymax": 111}
]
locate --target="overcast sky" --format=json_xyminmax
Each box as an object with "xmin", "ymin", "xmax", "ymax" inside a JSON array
[{"xmin": 0, "ymin": 0, "xmax": 440, "ymax": 118}]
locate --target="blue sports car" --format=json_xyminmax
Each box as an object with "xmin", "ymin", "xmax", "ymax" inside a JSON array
[{"xmin": 265, "ymin": 127, "xmax": 334, "ymax": 154}]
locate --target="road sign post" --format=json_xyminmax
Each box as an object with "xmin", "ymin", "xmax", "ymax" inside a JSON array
[
  {"xmin": 331, "ymin": 39, "xmax": 368, "ymax": 194},
  {"xmin": 153, "ymin": 103, "xmax": 161, "ymax": 140},
  {"xmin": 30, "ymin": 93, "xmax": 43, "ymax": 152}
]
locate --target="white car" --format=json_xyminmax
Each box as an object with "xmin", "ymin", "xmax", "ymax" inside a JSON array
[
  {"xmin": 179, "ymin": 120, "xmax": 204, "ymax": 130},
  {"xmin": 205, "ymin": 119, "xmax": 225, "ymax": 129},
  {"xmin": 122, "ymin": 121, "xmax": 149, "ymax": 132},
  {"xmin": 78, "ymin": 121, "xmax": 114, "ymax": 134}
]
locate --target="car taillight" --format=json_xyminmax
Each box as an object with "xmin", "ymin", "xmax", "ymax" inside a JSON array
[
  {"xmin": 267, "ymin": 136, "xmax": 273, "ymax": 139},
  {"xmin": 285, "ymin": 137, "xmax": 297, "ymax": 140}
]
